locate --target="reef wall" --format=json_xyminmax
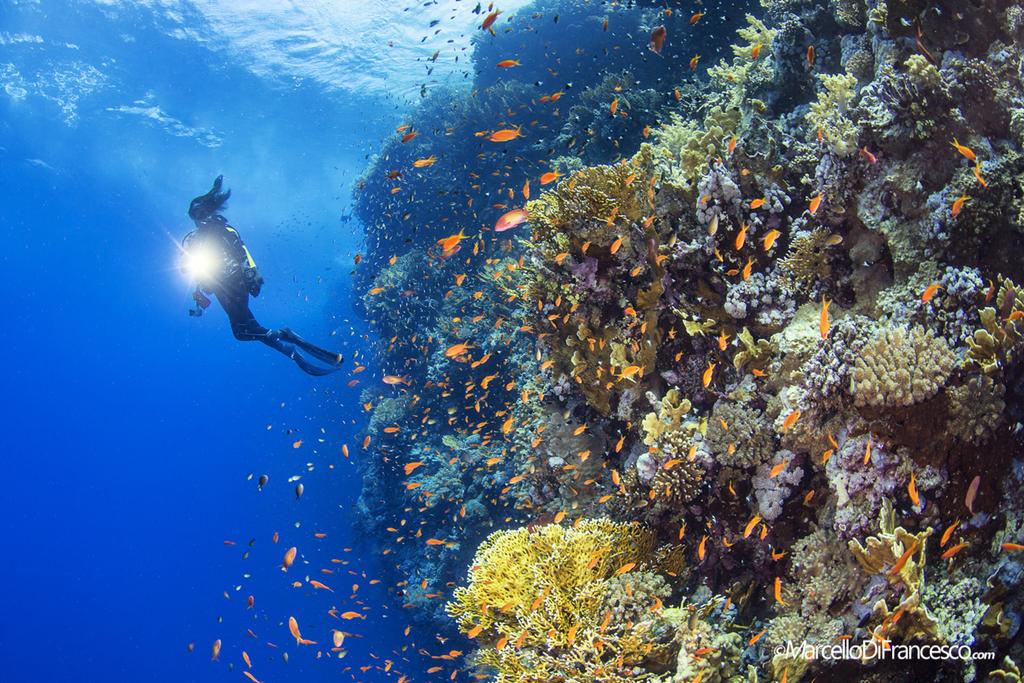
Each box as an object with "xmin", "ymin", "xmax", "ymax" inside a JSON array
[{"xmin": 351, "ymin": 0, "xmax": 1024, "ymax": 680}]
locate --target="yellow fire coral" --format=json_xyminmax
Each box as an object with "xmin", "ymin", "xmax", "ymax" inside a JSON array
[
  {"xmin": 641, "ymin": 388, "xmax": 693, "ymax": 446},
  {"xmin": 446, "ymin": 519, "xmax": 675, "ymax": 682},
  {"xmin": 525, "ymin": 145, "xmax": 656, "ymax": 246},
  {"xmin": 652, "ymin": 107, "xmax": 741, "ymax": 188},
  {"xmin": 965, "ymin": 276, "xmax": 1024, "ymax": 375},
  {"xmin": 848, "ymin": 500, "xmax": 940, "ymax": 647}
]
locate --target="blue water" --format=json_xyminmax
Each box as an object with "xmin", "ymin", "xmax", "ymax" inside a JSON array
[{"xmin": 0, "ymin": 2, "xmax": 443, "ymax": 681}]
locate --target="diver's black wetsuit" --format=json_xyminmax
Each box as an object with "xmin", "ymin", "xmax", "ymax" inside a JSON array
[
  {"xmin": 184, "ymin": 176, "xmax": 343, "ymax": 376},
  {"xmin": 192, "ymin": 217, "xmax": 267, "ymax": 342}
]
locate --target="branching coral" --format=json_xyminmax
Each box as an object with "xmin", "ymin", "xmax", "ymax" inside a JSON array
[
  {"xmin": 806, "ymin": 73, "xmax": 860, "ymax": 156},
  {"xmin": 703, "ymin": 398, "xmax": 776, "ymax": 470},
  {"xmin": 851, "ymin": 325, "xmax": 955, "ymax": 408},
  {"xmin": 653, "ymin": 109, "xmax": 741, "ymax": 189},
  {"xmin": 945, "ymin": 374, "xmax": 1005, "ymax": 443},
  {"xmin": 707, "ymin": 14, "xmax": 778, "ymax": 111}
]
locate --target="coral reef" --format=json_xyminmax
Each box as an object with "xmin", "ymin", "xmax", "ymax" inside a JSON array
[{"xmin": 348, "ymin": 0, "xmax": 1024, "ymax": 679}]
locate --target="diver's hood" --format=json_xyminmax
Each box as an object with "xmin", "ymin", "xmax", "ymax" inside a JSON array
[{"xmin": 188, "ymin": 175, "xmax": 231, "ymax": 222}]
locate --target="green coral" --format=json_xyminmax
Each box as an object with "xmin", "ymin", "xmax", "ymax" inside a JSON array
[
  {"xmin": 653, "ymin": 108, "xmax": 741, "ymax": 188},
  {"xmin": 903, "ymin": 54, "xmax": 942, "ymax": 89},
  {"xmin": 806, "ymin": 73, "xmax": 860, "ymax": 156}
]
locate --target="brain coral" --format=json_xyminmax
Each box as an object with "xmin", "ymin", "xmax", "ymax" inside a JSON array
[{"xmin": 851, "ymin": 325, "xmax": 955, "ymax": 408}]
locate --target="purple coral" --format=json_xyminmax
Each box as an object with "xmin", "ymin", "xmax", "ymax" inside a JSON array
[
  {"xmin": 825, "ymin": 431, "xmax": 900, "ymax": 539},
  {"xmin": 752, "ymin": 450, "xmax": 803, "ymax": 522}
]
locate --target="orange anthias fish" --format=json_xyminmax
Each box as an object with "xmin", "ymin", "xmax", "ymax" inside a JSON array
[
  {"xmin": 495, "ymin": 208, "xmax": 529, "ymax": 232},
  {"xmin": 908, "ymin": 472, "xmax": 921, "ymax": 507},
  {"xmin": 400, "ymin": 130, "xmax": 418, "ymax": 144},
  {"xmin": 921, "ymin": 283, "xmax": 943, "ymax": 304},
  {"xmin": 735, "ymin": 222, "xmax": 748, "ymax": 250},
  {"xmin": 445, "ymin": 342, "xmax": 471, "ymax": 358},
  {"xmin": 940, "ymin": 519, "xmax": 961, "ymax": 547},
  {"xmin": 951, "ymin": 195, "xmax": 969, "ymax": 218},
  {"xmin": 609, "ymin": 98, "xmax": 619, "ymax": 116},
  {"xmin": 412, "ymin": 155, "xmax": 437, "ymax": 168},
  {"xmin": 941, "ymin": 542, "xmax": 968, "ymax": 560},
  {"xmin": 481, "ymin": 9, "xmax": 501, "ymax": 32},
  {"xmin": 751, "ymin": 43, "xmax": 763, "ymax": 60},
  {"xmin": 690, "ymin": 11, "xmax": 705, "ymax": 25},
  {"xmin": 750, "ymin": 198, "xmax": 766, "ymax": 210},
  {"xmin": 289, "ymin": 616, "xmax": 316, "ymax": 645},
  {"xmin": 649, "ymin": 25, "xmax": 667, "ymax": 55},
  {"xmin": 496, "ymin": 59, "xmax": 521, "ymax": 68},
  {"xmin": 383, "ymin": 374, "xmax": 410, "ymax": 385},
  {"xmin": 781, "ymin": 410, "xmax": 801, "ymax": 433},
  {"xmin": 809, "ymin": 194, "xmax": 823, "ymax": 215},
  {"xmin": 950, "ymin": 137, "xmax": 976, "ymax": 162},
  {"xmin": 820, "ymin": 297, "xmax": 831, "ymax": 340},
  {"xmin": 282, "ymin": 546, "xmax": 297, "ymax": 571},
  {"xmin": 489, "ymin": 127, "xmax": 523, "ymax": 142},
  {"xmin": 774, "ymin": 577, "xmax": 787, "ymax": 605},
  {"xmin": 889, "ymin": 542, "xmax": 918, "ymax": 576},
  {"xmin": 438, "ymin": 229, "xmax": 468, "ymax": 253},
  {"xmin": 689, "ymin": 54, "xmax": 701, "ymax": 70},
  {"xmin": 539, "ymin": 171, "xmax": 561, "ymax": 185},
  {"xmin": 743, "ymin": 515, "xmax": 761, "ymax": 539},
  {"xmin": 762, "ymin": 229, "xmax": 781, "ymax": 251},
  {"xmin": 702, "ymin": 362, "xmax": 715, "ymax": 388}
]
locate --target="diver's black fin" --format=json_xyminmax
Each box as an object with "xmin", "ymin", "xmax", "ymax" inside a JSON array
[
  {"xmin": 289, "ymin": 351, "xmax": 340, "ymax": 376},
  {"xmin": 278, "ymin": 328, "xmax": 344, "ymax": 366}
]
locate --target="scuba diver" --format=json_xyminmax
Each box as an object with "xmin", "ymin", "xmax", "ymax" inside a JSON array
[{"xmin": 181, "ymin": 176, "xmax": 343, "ymax": 376}]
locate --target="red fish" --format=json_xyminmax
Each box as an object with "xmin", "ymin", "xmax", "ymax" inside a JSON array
[
  {"xmin": 494, "ymin": 209, "xmax": 528, "ymax": 232},
  {"xmin": 649, "ymin": 25, "xmax": 667, "ymax": 55}
]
